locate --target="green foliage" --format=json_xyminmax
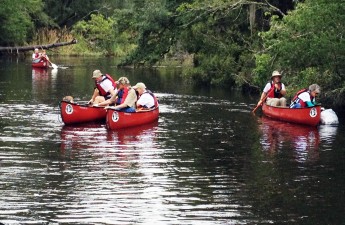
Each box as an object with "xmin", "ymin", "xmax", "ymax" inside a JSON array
[
  {"xmin": 117, "ymin": 0, "xmax": 176, "ymax": 65},
  {"xmin": 43, "ymin": 0, "xmax": 107, "ymax": 28},
  {"xmin": 0, "ymin": 0, "xmax": 44, "ymax": 45},
  {"xmin": 174, "ymin": 1, "xmax": 254, "ymax": 86},
  {"xmin": 72, "ymin": 14, "xmax": 115, "ymax": 55},
  {"xmin": 255, "ymin": 0, "xmax": 345, "ymax": 106},
  {"xmin": 252, "ymin": 54, "xmax": 274, "ymax": 86}
]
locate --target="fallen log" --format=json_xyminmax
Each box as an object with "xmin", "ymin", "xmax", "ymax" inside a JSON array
[{"xmin": 0, "ymin": 39, "xmax": 77, "ymax": 53}]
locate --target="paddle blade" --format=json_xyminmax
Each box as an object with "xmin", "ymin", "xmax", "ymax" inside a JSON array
[{"xmin": 51, "ymin": 63, "xmax": 58, "ymax": 69}]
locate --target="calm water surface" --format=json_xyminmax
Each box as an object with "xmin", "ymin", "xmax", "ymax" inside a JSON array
[{"xmin": 0, "ymin": 57, "xmax": 344, "ymax": 225}]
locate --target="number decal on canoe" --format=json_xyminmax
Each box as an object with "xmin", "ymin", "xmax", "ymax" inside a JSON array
[
  {"xmin": 310, "ymin": 107, "xmax": 317, "ymax": 118},
  {"xmin": 112, "ymin": 111, "xmax": 119, "ymax": 123},
  {"xmin": 65, "ymin": 104, "xmax": 73, "ymax": 114}
]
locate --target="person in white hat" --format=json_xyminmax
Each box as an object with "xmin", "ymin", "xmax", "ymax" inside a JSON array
[
  {"xmin": 32, "ymin": 48, "xmax": 42, "ymax": 63},
  {"xmin": 132, "ymin": 82, "xmax": 158, "ymax": 110},
  {"xmin": 88, "ymin": 70, "xmax": 117, "ymax": 105},
  {"xmin": 256, "ymin": 70, "xmax": 287, "ymax": 107}
]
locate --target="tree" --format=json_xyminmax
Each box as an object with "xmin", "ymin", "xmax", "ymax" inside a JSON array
[
  {"xmin": 253, "ymin": 0, "xmax": 345, "ymax": 106},
  {"xmin": 115, "ymin": 0, "xmax": 295, "ymax": 87},
  {"xmin": 72, "ymin": 14, "xmax": 115, "ymax": 55},
  {"xmin": 0, "ymin": 0, "xmax": 45, "ymax": 45}
]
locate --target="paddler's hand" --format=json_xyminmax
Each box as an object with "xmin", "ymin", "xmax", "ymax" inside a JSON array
[{"xmin": 257, "ymin": 100, "xmax": 263, "ymax": 106}]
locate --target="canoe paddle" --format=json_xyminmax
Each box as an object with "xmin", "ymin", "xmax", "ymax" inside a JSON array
[
  {"xmin": 252, "ymin": 87, "xmax": 274, "ymax": 114},
  {"xmin": 44, "ymin": 56, "xmax": 58, "ymax": 69}
]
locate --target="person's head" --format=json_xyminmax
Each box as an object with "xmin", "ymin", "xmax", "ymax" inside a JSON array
[
  {"xmin": 92, "ymin": 70, "xmax": 103, "ymax": 81},
  {"xmin": 62, "ymin": 96, "xmax": 74, "ymax": 103},
  {"xmin": 271, "ymin": 70, "xmax": 282, "ymax": 83},
  {"xmin": 34, "ymin": 48, "xmax": 39, "ymax": 53},
  {"xmin": 309, "ymin": 84, "xmax": 321, "ymax": 97},
  {"xmin": 116, "ymin": 77, "xmax": 130, "ymax": 89},
  {"xmin": 132, "ymin": 82, "xmax": 146, "ymax": 95}
]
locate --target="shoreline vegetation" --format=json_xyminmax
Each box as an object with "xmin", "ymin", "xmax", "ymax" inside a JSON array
[{"xmin": 1, "ymin": 0, "xmax": 344, "ymax": 110}]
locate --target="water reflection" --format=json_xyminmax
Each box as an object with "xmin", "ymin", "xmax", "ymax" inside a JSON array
[
  {"xmin": 258, "ymin": 117, "xmax": 320, "ymax": 162},
  {"xmin": 32, "ymin": 68, "xmax": 59, "ymax": 103},
  {"xmin": 32, "ymin": 67, "xmax": 49, "ymax": 77},
  {"xmin": 318, "ymin": 124, "xmax": 338, "ymax": 145},
  {"xmin": 60, "ymin": 121, "xmax": 159, "ymax": 155},
  {"xmin": 258, "ymin": 117, "xmax": 339, "ymax": 163}
]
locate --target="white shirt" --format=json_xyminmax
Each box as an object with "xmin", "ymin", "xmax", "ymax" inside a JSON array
[
  {"xmin": 297, "ymin": 92, "xmax": 311, "ymax": 102},
  {"xmin": 137, "ymin": 91, "xmax": 155, "ymax": 108},
  {"xmin": 32, "ymin": 53, "xmax": 39, "ymax": 59},
  {"xmin": 263, "ymin": 82, "xmax": 286, "ymax": 93},
  {"xmin": 100, "ymin": 78, "xmax": 116, "ymax": 93}
]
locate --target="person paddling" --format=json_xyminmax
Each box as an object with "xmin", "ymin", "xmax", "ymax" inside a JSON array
[{"xmin": 256, "ymin": 70, "xmax": 287, "ymax": 108}]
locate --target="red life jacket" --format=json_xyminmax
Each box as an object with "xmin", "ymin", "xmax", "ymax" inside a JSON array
[
  {"xmin": 116, "ymin": 87, "xmax": 129, "ymax": 105},
  {"xmin": 95, "ymin": 74, "xmax": 116, "ymax": 97},
  {"xmin": 267, "ymin": 81, "xmax": 283, "ymax": 98},
  {"xmin": 291, "ymin": 88, "xmax": 313, "ymax": 107},
  {"xmin": 34, "ymin": 53, "xmax": 40, "ymax": 58}
]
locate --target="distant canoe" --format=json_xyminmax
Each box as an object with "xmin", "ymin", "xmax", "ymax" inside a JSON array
[
  {"xmin": 32, "ymin": 57, "xmax": 49, "ymax": 68},
  {"xmin": 60, "ymin": 101, "xmax": 107, "ymax": 125},
  {"xmin": 262, "ymin": 104, "xmax": 321, "ymax": 126},
  {"xmin": 106, "ymin": 107, "xmax": 159, "ymax": 130}
]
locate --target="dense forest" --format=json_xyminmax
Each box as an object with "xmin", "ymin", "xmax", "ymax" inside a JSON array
[{"xmin": 1, "ymin": 0, "xmax": 344, "ymax": 108}]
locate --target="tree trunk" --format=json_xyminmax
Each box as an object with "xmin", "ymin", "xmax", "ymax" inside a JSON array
[{"xmin": 0, "ymin": 39, "xmax": 77, "ymax": 53}]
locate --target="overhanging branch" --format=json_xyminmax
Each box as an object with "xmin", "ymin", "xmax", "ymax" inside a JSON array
[{"xmin": 0, "ymin": 39, "xmax": 77, "ymax": 53}]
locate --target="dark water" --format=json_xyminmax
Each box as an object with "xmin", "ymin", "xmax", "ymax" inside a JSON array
[{"xmin": 0, "ymin": 56, "xmax": 344, "ymax": 225}]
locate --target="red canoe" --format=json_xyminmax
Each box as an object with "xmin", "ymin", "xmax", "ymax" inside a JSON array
[
  {"xmin": 60, "ymin": 101, "xmax": 107, "ymax": 125},
  {"xmin": 106, "ymin": 107, "xmax": 159, "ymax": 130},
  {"xmin": 262, "ymin": 104, "xmax": 321, "ymax": 126},
  {"xmin": 32, "ymin": 57, "xmax": 49, "ymax": 68}
]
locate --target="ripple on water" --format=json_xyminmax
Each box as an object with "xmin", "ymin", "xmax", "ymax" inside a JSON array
[{"xmin": 0, "ymin": 96, "xmax": 343, "ymax": 224}]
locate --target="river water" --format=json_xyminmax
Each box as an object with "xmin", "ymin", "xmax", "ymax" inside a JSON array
[{"xmin": 0, "ymin": 56, "xmax": 344, "ymax": 225}]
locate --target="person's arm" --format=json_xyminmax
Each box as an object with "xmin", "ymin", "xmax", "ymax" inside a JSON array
[
  {"xmin": 305, "ymin": 101, "xmax": 315, "ymax": 107},
  {"xmin": 88, "ymin": 88, "xmax": 99, "ymax": 104},
  {"xmin": 98, "ymin": 89, "xmax": 118, "ymax": 107},
  {"xmin": 257, "ymin": 92, "xmax": 267, "ymax": 106},
  {"xmin": 114, "ymin": 89, "xmax": 137, "ymax": 110}
]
